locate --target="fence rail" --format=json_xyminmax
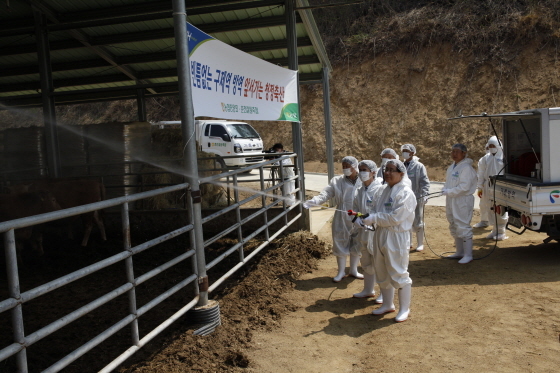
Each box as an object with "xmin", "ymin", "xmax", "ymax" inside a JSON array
[{"xmin": 0, "ymin": 153, "xmax": 302, "ymax": 372}]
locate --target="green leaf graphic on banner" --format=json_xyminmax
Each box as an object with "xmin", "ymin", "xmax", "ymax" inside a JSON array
[
  {"xmin": 187, "ymin": 23, "xmax": 214, "ymax": 57},
  {"xmin": 277, "ymin": 103, "xmax": 299, "ymax": 121}
]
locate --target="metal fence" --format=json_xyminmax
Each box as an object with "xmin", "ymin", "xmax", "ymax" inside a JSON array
[{"xmin": 0, "ymin": 154, "xmax": 301, "ymax": 372}]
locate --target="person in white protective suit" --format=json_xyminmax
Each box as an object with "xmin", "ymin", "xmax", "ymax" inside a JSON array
[
  {"xmin": 473, "ymin": 144, "xmax": 491, "ymax": 228},
  {"xmin": 271, "ymin": 143, "xmax": 296, "ymax": 206},
  {"xmin": 377, "ymin": 148, "xmax": 398, "ymax": 180},
  {"xmin": 351, "ymin": 160, "xmax": 384, "ymax": 302},
  {"xmin": 443, "ymin": 144, "xmax": 478, "ymax": 264},
  {"xmin": 477, "ymin": 136, "xmax": 509, "ymax": 240},
  {"xmin": 303, "ymin": 156, "xmax": 364, "ymax": 282},
  {"xmin": 354, "ymin": 159, "xmax": 416, "ymax": 322},
  {"xmin": 401, "ymin": 144, "xmax": 430, "ymax": 251}
]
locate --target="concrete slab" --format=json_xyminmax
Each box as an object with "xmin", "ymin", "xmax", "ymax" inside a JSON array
[{"xmin": 309, "ymin": 207, "xmax": 335, "ymax": 235}]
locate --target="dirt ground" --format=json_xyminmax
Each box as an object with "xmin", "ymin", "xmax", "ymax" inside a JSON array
[{"xmin": 120, "ymin": 206, "xmax": 560, "ymax": 373}]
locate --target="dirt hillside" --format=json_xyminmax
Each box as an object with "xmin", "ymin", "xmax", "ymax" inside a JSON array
[{"xmin": 252, "ymin": 41, "xmax": 560, "ymax": 181}]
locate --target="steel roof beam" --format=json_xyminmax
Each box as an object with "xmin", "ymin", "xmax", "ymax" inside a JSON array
[
  {"xmin": 0, "ymin": 13, "xmax": 302, "ymax": 57},
  {"xmin": 61, "ymin": 0, "xmax": 283, "ymax": 22},
  {"xmin": 0, "ymin": 55, "xmax": 319, "ymax": 93},
  {"xmin": 29, "ymin": 0, "xmax": 158, "ymax": 95},
  {"xmin": 0, "ymin": 72, "xmax": 322, "ymax": 108},
  {"xmin": 0, "ymin": 1, "xmax": 285, "ymax": 37},
  {"xmin": 0, "ymin": 37, "xmax": 313, "ymax": 78}
]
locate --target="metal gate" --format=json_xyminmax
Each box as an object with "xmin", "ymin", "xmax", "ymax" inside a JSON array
[{"xmin": 0, "ymin": 154, "xmax": 300, "ymax": 372}]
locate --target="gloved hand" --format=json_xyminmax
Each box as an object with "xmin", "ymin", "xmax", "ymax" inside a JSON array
[
  {"xmin": 441, "ymin": 188, "xmax": 448, "ymax": 196},
  {"xmin": 362, "ymin": 213, "xmax": 376, "ymax": 226},
  {"xmin": 353, "ymin": 217, "xmax": 365, "ymax": 228},
  {"xmin": 422, "ymin": 196, "xmax": 429, "ymax": 203},
  {"xmin": 477, "ymin": 189, "xmax": 483, "ymax": 198},
  {"xmin": 303, "ymin": 200, "xmax": 313, "ymax": 209}
]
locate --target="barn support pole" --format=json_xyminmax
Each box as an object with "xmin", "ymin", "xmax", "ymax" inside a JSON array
[
  {"xmin": 33, "ymin": 9, "xmax": 60, "ymax": 178},
  {"xmin": 4, "ymin": 230, "xmax": 29, "ymax": 372},
  {"xmin": 172, "ymin": 0, "xmax": 209, "ymax": 308},
  {"xmin": 121, "ymin": 203, "xmax": 140, "ymax": 346},
  {"xmin": 322, "ymin": 67, "xmax": 335, "ymax": 207},
  {"xmin": 136, "ymin": 88, "xmax": 147, "ymax": 122},
  {"xmin": 286, "ymin": 0, "xmax": 310, "ymax": 231}
]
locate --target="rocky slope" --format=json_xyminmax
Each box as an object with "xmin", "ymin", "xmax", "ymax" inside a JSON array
[{"xmin": 252, "ymin": 40, "xmax": 560, "ymax": 180}]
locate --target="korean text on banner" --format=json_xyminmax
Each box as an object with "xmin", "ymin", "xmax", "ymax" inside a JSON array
[{"xmin": 187, "ymin": 23, "xmax": 299, "ymax": 122}]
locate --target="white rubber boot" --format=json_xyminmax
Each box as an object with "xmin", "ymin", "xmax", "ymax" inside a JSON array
[
  {"xmin": 374, "ymin": 293, "xmax": 383, "ymax": 304},
  {"xmin": 495, "ymin": 225, "xmax": 509, "ymax": 241},
  {"xmin": 349, "ymin": 255, "xmax": 364, "ymax": 279},
  {"xmin": 353, "ymin": 273, "xmax": 375, "ymax": 298},
  {"xmin": 458, "ymin": 237, "xmax": 473, "ymax": 264},
  {"xmin": 485, "ymin": 226, "xmax": 497, "ymax": 239},
  {"xmin": 372, "ymin": 287, "xmax": 395, "ymax": 315},
  {"xmin": 447, "ymin": 237, "xmax": 464, "ymax": 259},
  {"xmin": 333, "ymin": 256, "xmax": 347, "ymax": 282},
  {"xmin": 395, "ymin": 284, "xmax": 412, "ymax": 322},
  {"xmin": 416, "ymin": 228, "xmax": 424, "ymax": 252},
  {"xmin": 473, "ymin": 221, "xmax": 489, "ymax": 228}
]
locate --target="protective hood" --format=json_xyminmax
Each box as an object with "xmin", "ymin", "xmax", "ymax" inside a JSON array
[
  {"xmin": 487, "ymin": 136, "xmax": 504, "ymax": 158},
  {"xmin": 385, "ymin": 159, "xmax": 412, "ymax": 189}
]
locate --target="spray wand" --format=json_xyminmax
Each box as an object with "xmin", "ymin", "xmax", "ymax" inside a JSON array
[
  {"xmin": 347, "ymin": 210, "xmax": 375, "ymax": 231},
  {"xmin": 347, "ymin": 209, "xmax": 369, "ymax": 223}
]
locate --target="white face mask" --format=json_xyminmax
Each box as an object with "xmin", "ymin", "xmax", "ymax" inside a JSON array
[
  {"xmin": 489, "ymin": 148, "xmax": 498, "ymax": 154},
  {"xmin": 402, "ymin": 152, "xmax": 410, "ymax": 160},
  {"xmin": 381, "ymin": 158, "xmax": 389, "ymax": 166},
  {"xmin": 343, "ymin": 168, "xmax": 353, "ymax": 177},
  {"xmin": 359, "ymin": 171, "xmax": 371, "ymax": 181}
]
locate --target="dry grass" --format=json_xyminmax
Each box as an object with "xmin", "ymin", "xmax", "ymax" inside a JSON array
[{"xmin": 312, "ymin": 0, "xmax": 560, "ymax": 66}]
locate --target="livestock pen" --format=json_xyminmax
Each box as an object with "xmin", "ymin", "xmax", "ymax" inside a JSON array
[{"xmin": 0, "ymin": 154, "xmax": 302, "ymax": 372}]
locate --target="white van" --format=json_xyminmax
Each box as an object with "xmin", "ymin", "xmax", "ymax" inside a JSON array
[{"xmin": 194, "ymin": 120, "xmax": 264, "ymax": 167}]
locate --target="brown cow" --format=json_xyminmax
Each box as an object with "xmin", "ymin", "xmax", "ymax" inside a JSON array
[
  {"xmin": 9, "ymin": 178, "xmax": 107, "ymax": 246},
  {"xmin": 31, "ymin": 178, "xmax": 107, "ymax": 246},
  {"xmin": 0, "ymin": 190, "xmax": 61, "ymax": 257}
]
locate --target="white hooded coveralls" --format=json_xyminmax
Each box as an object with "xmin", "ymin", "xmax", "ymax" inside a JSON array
[
  {"xmin": 404, "ymin": 156, "xmax": 430, "ymax": 230},
  {"xmin": 477, "ymin": 138, "xmax": 508, "ymax": 231},
  {"xmin": 308, "ymin": 175, "xmax": 362, "ymax": 257},
  {"xmin": 445, "ymin": 158, "xmax": 477, "ymax": 239},
  {"xmin": 477, "ymin": 155, "xmax": 490, "ymax": 222},
  {"xmin": 352, "ymin": 178, "xmax": 383, "ymax": 275},
  {"xmin": 363, "ymin": 179, "xmax": 417, "ymax": 289}
]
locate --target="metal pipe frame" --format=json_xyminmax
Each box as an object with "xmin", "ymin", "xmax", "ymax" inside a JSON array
[
  {"xmin": 259, "ymin": 167, "xmax": 271, "ymax": 242},
  {"xmin": 322, "ymin": 66, "xmax": 335, "ymax": 207},
  {"xmin": 1, "ymin": 155, "xmax": 301, "ymax": 372},
  {"xmin": 33, "ymin": 9, "xmax": 60, "ymax": 179},
  {"xmin": 286, "ymin": 0, "xmax": 309, "ymax": 231},
  {"xmin": 122, "ymin": 203, "xmax": 140, "ymax": 346},
  {"xmin": 172, "ymin": 0, "xmax": 209, "ymax": 308},
  {"xmin": 208, "ymin": 212, "xmax": 301, "ymax": 292},
  {"xmin": 233, "ymin": 173, "xmax": 245, "ymax": 262}
]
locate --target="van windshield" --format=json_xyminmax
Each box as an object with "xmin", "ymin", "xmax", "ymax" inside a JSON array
[{"xmin": 227, "ymin": 123, "xmax": 260, "ymax": 139}]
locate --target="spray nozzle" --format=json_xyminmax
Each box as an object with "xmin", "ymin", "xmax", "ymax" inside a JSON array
[{"xmin": 347, "ymin": 210, "xmax": 369, "ymax": 222}]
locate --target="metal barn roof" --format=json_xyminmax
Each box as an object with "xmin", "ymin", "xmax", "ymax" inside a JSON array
[{"xmin": 0, "ymin": 0, "xmax": 331, "ymax": 109}]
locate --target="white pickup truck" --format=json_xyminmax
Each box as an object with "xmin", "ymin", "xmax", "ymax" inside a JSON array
[
  {"xmin": 194, "ymin": 120, "xmax": 265, "ymax": 167},
  {"xmin": 153, "ymin": 120, "xmax": 265, "ymax": 167},
  {"xmin": 452, "ymin": 107, "xmax": 560, "ymax": 243}
]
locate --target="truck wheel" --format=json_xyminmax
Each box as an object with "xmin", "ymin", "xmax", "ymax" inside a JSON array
[{"xmin": 214, "ymin": 156, "xmax": 226, "ymax": 171}]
